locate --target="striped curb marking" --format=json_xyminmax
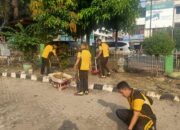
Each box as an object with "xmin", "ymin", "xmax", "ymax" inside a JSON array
[
  {"xmin": 0, "ymin": 72, "xmax": 179, "ymax": 102},
  {"xmin": 0, "ymin": 72, "xmax": 49, "ymax": 82}
]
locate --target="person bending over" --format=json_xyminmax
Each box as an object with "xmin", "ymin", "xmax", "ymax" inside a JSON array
[
  {"xmin": 95, "ymin": 39, "xmax": 110, "ymax": 78},
  {"xmin": 41, "ymin": 44, "xmax": 59, "ymax": 75}
]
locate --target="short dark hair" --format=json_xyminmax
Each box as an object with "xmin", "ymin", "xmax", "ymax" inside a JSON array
[{"xmin": 116, "ymin": 81, "xmax": 130, "ymax": 90}]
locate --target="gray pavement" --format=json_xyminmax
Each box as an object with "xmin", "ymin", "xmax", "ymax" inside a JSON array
[{"xmin": 0, "ymin": 77, "xmax": 180, "ymax": 130}]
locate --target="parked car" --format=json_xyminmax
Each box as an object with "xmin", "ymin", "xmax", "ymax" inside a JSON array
[{"xmin": 106, "ymin": 41, "xmax": 134, "ymax": 55}]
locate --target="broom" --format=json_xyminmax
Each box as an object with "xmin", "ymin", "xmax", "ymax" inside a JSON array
[{"xmin": 91, "ymin": 58, "xmax": 99, "ymax": 75}]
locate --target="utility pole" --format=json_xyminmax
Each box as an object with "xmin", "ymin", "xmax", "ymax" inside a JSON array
[
  {"xmin": 150, "ymin": 0, "xmax": 152, "ymax": 37},
  {"xmin": 172, "ymin": 7, "xmax": 175, "ymax": 40}
]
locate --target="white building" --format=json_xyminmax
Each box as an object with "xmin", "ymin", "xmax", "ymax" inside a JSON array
[
  {"xmin": 136, "ymin": 0, "xmax": 180, "ymax": 38},
  {"xmin": 174, "ymin": 0, "xmax": 180, "ymax": 27}
]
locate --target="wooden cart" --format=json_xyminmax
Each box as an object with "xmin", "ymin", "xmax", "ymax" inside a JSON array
[{"xmin": 49, "ymin": 72, "xmax": 73, "ymax": 91}]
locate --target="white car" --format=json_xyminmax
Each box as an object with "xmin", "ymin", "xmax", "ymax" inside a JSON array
[{"xmin": 107, "ymin": 41, "xmax": 133, "ymax": 55}]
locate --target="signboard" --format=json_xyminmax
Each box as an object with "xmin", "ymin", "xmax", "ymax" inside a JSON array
[
  {"xmin": 145, "ymin": 1, "xmax": 174, "ymax": 29},
  {"xmin": 123, "ymin": 34, "xmax": 144, "ymax": 42}
]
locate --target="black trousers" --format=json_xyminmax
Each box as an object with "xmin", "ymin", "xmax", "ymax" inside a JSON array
[
  {"xmin": 79, "ymin": 70, "xmax": 88, "ymax": 92},
  {"xmin": 41, "ymin": 57, "xmax": 50, "ymax": 75},
  {"xmin": 75, "ymin": 70, "xmax": 80, "ymax": 92},
  {"xmin": 116, "ymin": 109, "xmax": 153, "ymax": 130},
  {"xmin": 100, "ymin": 57, "xmax": 110, "ymax": 76}
]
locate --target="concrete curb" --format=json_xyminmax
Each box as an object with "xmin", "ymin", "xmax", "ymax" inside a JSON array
[
  {"xmin": 88, "ymin": 83, "xmax": 180, "ymax": 102},
  {"xmin": 0, "ymin": 72, "xmax": 50, "ymax": 82},
  {"xmin": 0, "ymin": 72, "xmax": 179, "ymax": 102}
]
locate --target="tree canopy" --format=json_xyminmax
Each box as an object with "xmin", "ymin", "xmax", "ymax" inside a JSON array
[
  {"xmin": 77, "ymin": 0, "xmax": 139, "ymax": 42},
  {"xmin": 29, "ymin": 0, "xmax": 78, "ymax": 41},
  {"xmin": 143, "ymin": 32, "xmax": 175, "ymax": 56},
  {"xmin": 0, "ymin": 0, "xmax": 141, "ymax": 42},
  {"xmin": 28, "ymin": 0, "xmax": 140, "ymax": 42}
]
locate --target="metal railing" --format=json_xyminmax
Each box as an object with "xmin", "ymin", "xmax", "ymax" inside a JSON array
[
  {"xmin": 109, "ymin": 52, "xmax": 165, "ymax": 74},
  {"xmin": 125, "ymin": 54, "xmax": 165, "ymax": 73},
  {"xmin": 174, "ymin": 50, "xmax": 180, "ymax": 72}
]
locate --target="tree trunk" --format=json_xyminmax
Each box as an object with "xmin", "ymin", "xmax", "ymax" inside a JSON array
[
  {"xmin": 0, "ymin": 19, "xmax": 7, "ymax": 31},
  {"xmin": 80, "ymin": 35, "xmax": 83, "ymax": 43},
  {"xmin": 12, "ymin": 0, "xmax": 19, "ymax": 20},
  {"xmin": 86, "ymin": 32, "xmax": 90, "ymax": 44},
  {"xmin": 115, "ymin": 29, "xmax": 118, "ymax": 51},
  {"xmin": 0, "ymin": 0, "xmax": 10, "ymax": 29},
  {"xmin": 115, "ymin": 29, "xmax": 118, "ymax": 43}
]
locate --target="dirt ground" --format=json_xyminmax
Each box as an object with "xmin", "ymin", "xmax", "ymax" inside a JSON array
[{"xmin": 1, "ymin": 62, "xmax": 180, "ymax": 96}]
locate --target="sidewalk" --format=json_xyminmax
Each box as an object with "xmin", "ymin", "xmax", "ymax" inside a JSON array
[{"xmin": 0, "ymin": 77, "xmax": 180, "ymax": 130}]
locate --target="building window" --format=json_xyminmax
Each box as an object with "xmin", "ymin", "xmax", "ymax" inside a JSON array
[
  {"xmin": 175, "ymin": 23, "xmax": 180, "ymax": 28},
  {"xmin": 139, "ymin": 7, "xmax": 146, "ymax": 18},
  {"xmin": 176, "ymin": 6, "xmax": 180, "ymax": 14},
  {"xmin": 133, "ymin": 25, "xmax": 145, "ymax": 34}
]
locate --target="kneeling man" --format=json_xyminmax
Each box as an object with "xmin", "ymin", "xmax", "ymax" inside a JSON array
[{"xmin": 116, "ymin": 81, "xmax": 156, "ymax": 130}]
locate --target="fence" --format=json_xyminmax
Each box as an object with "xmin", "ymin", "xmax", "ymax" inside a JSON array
[
  {"xmin": 174, "ymin": 50, "xmax": 180, "ymax": 72},
  {"xmin": 109, "ymin": 52, "xmax": 165, "ymax": 74},
  {"xmin": 109, "ymin": 50, "xmax": 180, "ymax": 75},
  {"xmin": 125, "ymin": 54, "xmax": 165, "ymax": 74}
]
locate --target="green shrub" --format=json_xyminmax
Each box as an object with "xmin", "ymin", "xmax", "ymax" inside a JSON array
[
  {"xmin": 143, "ymin": 32, "xmax": 175, "ymax": 56},
  {"xmin": 59, "ymin": 52, "xmax": 71, "ymax": 69},
  {"xmin": 1, "ymin": 23, "xmax": 41, "ymax": 62}
]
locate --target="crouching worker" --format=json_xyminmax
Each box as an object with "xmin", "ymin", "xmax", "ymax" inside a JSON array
[
  {"xmin": 74, "ymin": 43, "xmax": 91, "ymax": 96},
  {"xmin": 116, "ymin": 81, "xmax": 156, "ymax": 130},
  {"xmin": 41, "ymin": 44, "xmax": 59, "ymax": 75}
]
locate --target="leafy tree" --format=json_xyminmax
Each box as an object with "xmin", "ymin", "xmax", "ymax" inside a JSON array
[
  {"xmin": 143, "ymin": 32, "xmax": 175, "ymax": 56},
  {"xmin": 76, "ymin": 0, "xmax": 97, "ymax": 43},
  {"xmin": 29, "ymin": 0, "xmax": 78, "ymax": 42},
  {"xmin": 78, "ymin": 0, "xmax": 139, "ymax": 43},
  {"xmin": 148, "ymin": 27, "xmax": 180, "ymax": 51},
  {"xmin": 1, "ymin": 23, "xmax": 41, "ymax": 62},
  {"xmin": 101, "ymin": 0, "xmax": 139, "ymax": 42},
  {"xmin": 29, "ymin": 0, "xmax": 140, "ymax": 43},
  {"xmin": 143, "ymin": 32, "xmax": 175, "ymax": 76}
]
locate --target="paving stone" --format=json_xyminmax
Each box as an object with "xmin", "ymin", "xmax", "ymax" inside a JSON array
[{"xmin": 0, "ymin": 78, "xmax": 179, "ymax": 130}]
